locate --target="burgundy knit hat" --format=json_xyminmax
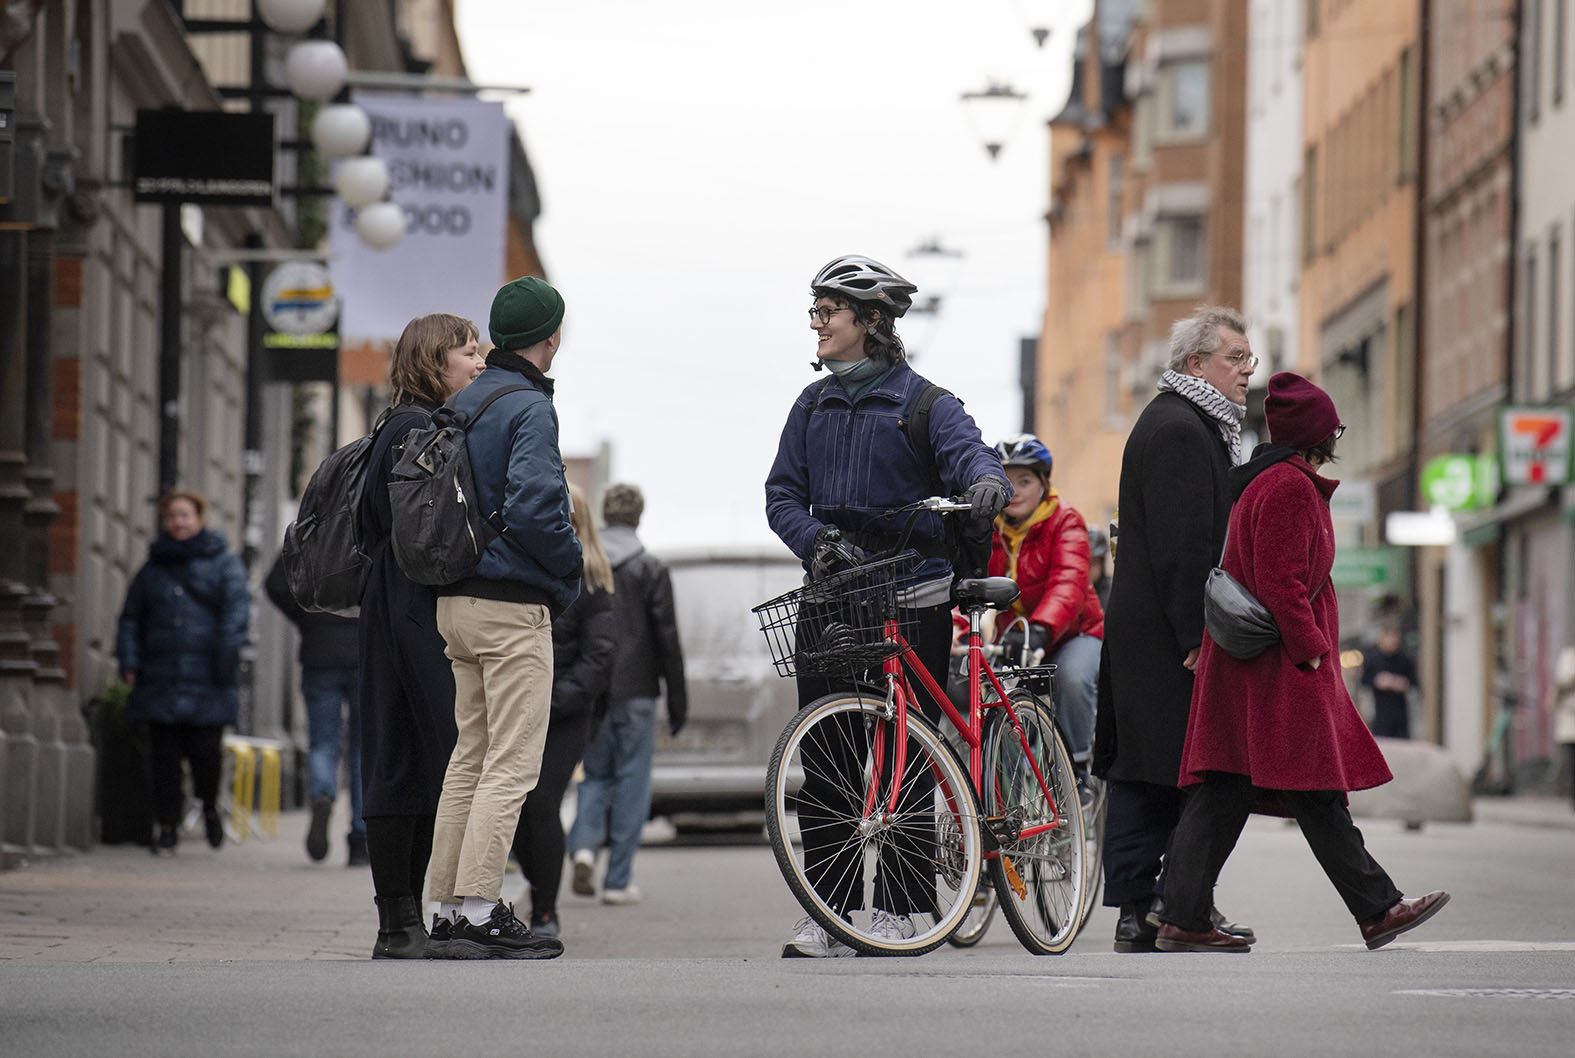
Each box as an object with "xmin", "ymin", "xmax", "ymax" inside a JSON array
[{"xmin": 1265, "ymin": 372, "xmax": 1341, "ymax": 449}]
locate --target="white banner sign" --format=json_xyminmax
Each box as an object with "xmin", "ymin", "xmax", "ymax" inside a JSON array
[{"xmin": 331, "ymin": 94, "xmax": 508, "ymax": 343}]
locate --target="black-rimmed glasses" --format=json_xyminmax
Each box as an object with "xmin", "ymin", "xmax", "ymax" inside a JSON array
[
  {"xmin": 808, "ymin": 305, "xmax": 853, "ymax": 325},
  {"xmin": 1333, "ymin": 423, "xmax": 1347, "ymax": 440}
]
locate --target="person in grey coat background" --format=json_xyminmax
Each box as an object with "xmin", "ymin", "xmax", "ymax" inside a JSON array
[{"xmin": 567, "ymin": 483, "xmax": 688, "ymax": 906}]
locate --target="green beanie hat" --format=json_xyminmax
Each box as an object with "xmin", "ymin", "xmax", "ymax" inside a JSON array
[{"xmin": 488, "ymin": 276, "xmax": 565, "ymax": 351}]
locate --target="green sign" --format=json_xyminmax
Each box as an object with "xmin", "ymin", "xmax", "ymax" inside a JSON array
[
  {"xmin": 1419, "ymin": 454, "xmax": 1496, "ymax": 511},
  {"xmin": 1330, "ymin": 547, "xmax": 1407, "ymax": 589}
]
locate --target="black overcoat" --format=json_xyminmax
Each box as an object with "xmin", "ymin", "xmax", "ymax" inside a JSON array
[
  {"xmin": 357, "ymin": 400, "xmax": 459, "ymax": 817},
  {"xmin": 1092, "ymin": 391, "xmax": 1231, "ymax": 787}
]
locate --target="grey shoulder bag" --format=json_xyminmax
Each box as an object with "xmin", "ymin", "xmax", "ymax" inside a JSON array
[{"xmin": 1202, "ymin": 519, "xmax": 1324, "ymax": 661}]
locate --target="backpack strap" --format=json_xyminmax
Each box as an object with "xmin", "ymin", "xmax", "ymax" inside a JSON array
[
  {"xmin": 903, "ymin": 382, "xmax": 950, "ymax": 495},
  {"xmin": 453, "ymin": 384, "xmax": 532, "ymax": 430}
]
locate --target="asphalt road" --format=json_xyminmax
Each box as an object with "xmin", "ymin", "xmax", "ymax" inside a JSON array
[{"xmin": 3, "ymin": 801, "xmax": 1573, "ymax": 1057}]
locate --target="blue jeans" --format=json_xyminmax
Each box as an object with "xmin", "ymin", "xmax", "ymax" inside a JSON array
[
  {"xmin": 1050, "ymin": 634, "xmax": 1100, "ymax": 764},
  {"xmin": 566, "ymin": 696, "xmax": 657, "ymax": 890},
  {"xmin": 301, "ymin": 666, "xmax": 364, "ymax": 837}
]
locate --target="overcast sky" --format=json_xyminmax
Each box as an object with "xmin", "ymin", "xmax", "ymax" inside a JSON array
[{"xmin": 455, "ymin": 0, "xmax": 1090, "ymax": 551}]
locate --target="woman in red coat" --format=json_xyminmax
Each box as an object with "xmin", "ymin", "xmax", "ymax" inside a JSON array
[
  {"xmin": 1153, "ymin": 373, "xmax": 1449, "ymax": 953},
  {"xmin": 988, "ymin": 434, "xmax": 1104, "ymax": 765}
]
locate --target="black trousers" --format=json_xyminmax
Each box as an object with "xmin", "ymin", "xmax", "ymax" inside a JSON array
[
  {"xmin": 1100, "ymin": 778, "xmax": 1187, "ymax": 908},
  {"xmin": 512, "ymin": 713, "xmax": 593, "ymax": 916},
  {"xmin": 794, "ymin": 603, "xmax": 952, "ymax": 916},
  {"xmin": 1159, "ymin": 771, "xmax": 1403, "ymax": 931},
  {"xmin": 148, "ymin": 722, "xmax": 223, "ymax": 829},
  {"xmin": 365, "ymin": 814, "xmax": 435, "ymax": 901}
]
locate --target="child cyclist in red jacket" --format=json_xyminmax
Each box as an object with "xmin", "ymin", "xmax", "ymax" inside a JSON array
[{"xmin": 988, "ymin": 434, "xmax": 1105, "ymax": 776}]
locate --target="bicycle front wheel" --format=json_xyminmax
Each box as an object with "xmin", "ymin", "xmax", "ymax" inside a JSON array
[
  {"xmin": 946, "ymin": 877, "xmax": 997, "ymax": 948},
  {"xmin": 981, "ymin": 690, "xmax": 1087, "ymax": 954},
  {"xmin": 1076, "ymin": 772, "xmax": 1107, "ymax": 933},
  {"xmin": 765, "ymin": 692, "xmax": 984, "ymax": 956}
]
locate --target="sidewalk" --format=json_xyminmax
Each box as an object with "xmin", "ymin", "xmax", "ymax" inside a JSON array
[{"xmin": 1469, "ymin": 793, "xmax": 1575, "ymax": 831}]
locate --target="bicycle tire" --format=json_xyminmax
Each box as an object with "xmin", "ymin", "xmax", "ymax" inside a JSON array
[
  {"xmin": 765, "ymin": 692, "xmax": 984, "ymax": 957},
  {"xmin": 1076, "ymin": 773, "xmax": 1107, "ymax": 933},
  {"xmin": 946, "ymin": 877, "xmax": 997, "ymax": 948},
  {"xmin": 980, "ymin": 689, "xmax": 1087, "ymax": 955}
]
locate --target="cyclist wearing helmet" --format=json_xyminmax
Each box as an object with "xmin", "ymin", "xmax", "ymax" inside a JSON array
[
  {"xmin": 1087, "ymin": 526, "xmax": 1112, "ymax": 610},
  {"xmin": 987, "ymin": 434, "xmax": 1104, "ymax": 773},
  {"xmin": 765, "ymin": 254, "xmax": 1010, "ymax": 958}
]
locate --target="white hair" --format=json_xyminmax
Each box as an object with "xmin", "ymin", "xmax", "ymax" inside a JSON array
[{"xmin": 1166, "ymin": 305, "xmax": 1248, "ymax": 373}]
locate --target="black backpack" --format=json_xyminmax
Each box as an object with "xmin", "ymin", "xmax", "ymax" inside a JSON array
[
  {"xmin": 280, "ymin": 410, "xmax": 391, "ymax": 616},
  {"xmin": 386, "ymin": 385, "xmax": 529, "ymax": 586}
]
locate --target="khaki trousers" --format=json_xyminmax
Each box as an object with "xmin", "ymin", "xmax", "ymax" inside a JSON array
[{"xmin": 427, "ymin": 596, "xmax": 553, "ymax": 903}]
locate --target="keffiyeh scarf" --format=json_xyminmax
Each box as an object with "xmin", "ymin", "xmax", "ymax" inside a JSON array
[{"xmin": 1157, "ymin": 369, "xmax": 1246, "ymax": 466}]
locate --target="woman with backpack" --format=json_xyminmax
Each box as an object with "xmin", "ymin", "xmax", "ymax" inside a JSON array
[
  {"xmin": 116, "ymin": 490, "xmax": 249, "ymax": 854},
  {"xmin": 510, "ymin": 482, "xmax": 617, "ymax": 940},
  {"xmin": 357, "ymin": 313, "xmax": 485, "ymax": 958}
]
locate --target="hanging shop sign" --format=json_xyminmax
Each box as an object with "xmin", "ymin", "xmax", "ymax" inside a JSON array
[
  {"xmin": 1419, "ymin": 453, "xmax": 1497, "ymax": 511},
  {"xmin": 1498, "ymin": 407, "xmax": 1574, "ymax": 487},
  {"xmin": 329, "ymin": 94, "xmax": 508, "ymax": 342},
  {"xmin": 133, "ymin": 110, "xmax": 275, "ymax": 206}
]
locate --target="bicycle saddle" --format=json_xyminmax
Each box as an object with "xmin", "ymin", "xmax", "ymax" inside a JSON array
[{"xmin": 953, "ymin": 577, "xmax": 1021, "ymax": 611}]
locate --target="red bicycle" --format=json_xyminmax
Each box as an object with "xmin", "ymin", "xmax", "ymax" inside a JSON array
[{"xmin": 753, "ymin": 498, "xmax": 1087, "ymax": 956}]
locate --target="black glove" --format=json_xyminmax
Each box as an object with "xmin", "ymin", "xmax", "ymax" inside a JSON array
[
  {"xmin": 811, "ymin": 526, "xmax": 864, "ymax": 581},
  {"xmin": 668, "ymin": 703, "xmax": 687, "ymax": 738},
  {"xmin": 965, "ymin": 476, "xmax": 1010, "ymax": 528},
  {"xmin": 1000, "ymin": 623, "xmax": 1050, "ymax": 663}
]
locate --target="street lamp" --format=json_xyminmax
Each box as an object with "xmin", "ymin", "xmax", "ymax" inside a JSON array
[
  {"xmin": 256, "ymin": 0, "xmax": 326, "ymax": 35},
  {"xmin": 310, "ymin": 103, "xmax": 371, "ymax": 158},
  {"xmin": 333, "ymin": 155, "xmax": 391, "ymax": 207},
  {"xmin": 354, "ymin": 201, "xmax": 406, "ymax": 251},
  {"xmin": 1014, "ymin": 0, "xmax": 1058, "ymax": 48},
  {"xmin": 284, "ymin": 39, "xmax": 349, "ymax": 101},
  {"xmin": 959, "ymin": 80, "xmax": 1028, "ymax": 161}
]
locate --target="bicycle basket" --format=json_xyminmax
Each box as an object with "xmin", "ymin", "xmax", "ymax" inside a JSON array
[{"xmin": 752, "ymin": 553, "xmax": 926, "ymax": 678}]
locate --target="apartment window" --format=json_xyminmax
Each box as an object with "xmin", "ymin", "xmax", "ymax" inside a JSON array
[
  {"xmin": 1398, "ymin": 47, "xmax": 1417, "ymax": 181},
  {"xmin": 1529, "ymin": 0, "xmax": 1543, "ymax": 124},
  {"xmin": 1107, "ymin": 154, "xmax": 1125, "ymax": 243},
  {"xmin": 1302, "ymin": 145, "xmax": 1318, "ymax": 262},
  {"xmin": 1157, "ymin": 215, "xmax": 1206, "ymax": 292},
  {"xmin": 1307, "ymin": 0, "xmax": 1320, "ymax": 38},
  {"xmin": 1158, "ymin": 61, "xmax": 1210, "ymax": 140},
  {"xmin": 1133, "ymin": 93, "xmax": 1154, "ymax": 168},
  {"xmin": 1522, "ymin": 249, "xmax": 1538, "ymax": 400},
  {"xmin": 1551, "ymin": 227, "xmax": 1562, "ymax": 397},
  {"xmin": 1557, "ymin": 0, "xmax": 1567, "ymax": 106},
  {"xmin": 1105, "ymin": 333, "xmax": 1122, "ymax": 421}
]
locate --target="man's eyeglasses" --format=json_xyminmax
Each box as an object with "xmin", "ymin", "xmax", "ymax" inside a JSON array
[
  {"xmin": 1332, "ymin": 423, "xmax": 1346, "ymax": 440},
  {"xmin": 808, "ymin": 305, "xmax": 852, "ymax": 325},
  {"xmin": 1217, "ymin": 350, "xmax": 1260, "ymax": 369}
]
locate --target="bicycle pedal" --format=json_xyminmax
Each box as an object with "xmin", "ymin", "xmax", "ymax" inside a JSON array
[{"xmin": 1001, "ymin": 855, "xmax": 1028, "ymax": 900}]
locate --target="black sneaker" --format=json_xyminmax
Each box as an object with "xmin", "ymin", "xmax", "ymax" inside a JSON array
[
  {"xmin": 151, "ymin": 825, "xmax": 178, "ymax": 855},
  {"xmin": 306, "ymin": 797, "xmax": 332, "ymax": 862},
  {"xmin": 203, "ymin": 809, "xmax": 224, "ymax": 849},
  {"xmin": 529, "ymin": 909, "xmax": 561, "ymax": 940},
  {"xmin": 346, "ymin": 833, "xmax": 369, "ymax": 867},
  {"xmin": 424, "ymin": 915, "xmax": 454, "ymax": 959},
  {"xmin": 447, "ymin": 902, "xmax": 564, "ymax": 960}
]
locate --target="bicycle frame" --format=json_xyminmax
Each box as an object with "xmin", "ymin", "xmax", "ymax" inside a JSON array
[{"xmin": 860, "ymin": 609, "xmax": 1065, "ymax": 848}]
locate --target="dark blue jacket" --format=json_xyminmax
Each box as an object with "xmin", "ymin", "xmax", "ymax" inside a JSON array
[
  {"xmin": 116, "ymin": 529, "xmax": 250, "ymax": 727},
  {"xmin": 447, "ymin": 355, "xmax": 581, "ymax": 614},
  {"xmin": 765, "ymin": 361, "xmax": 1008, "ymax": 580}
]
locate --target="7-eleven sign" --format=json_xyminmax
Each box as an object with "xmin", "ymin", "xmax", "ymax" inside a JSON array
[{"xmin": 1499, "ymin": 407, "xmax": 1574, "ymax": 486}]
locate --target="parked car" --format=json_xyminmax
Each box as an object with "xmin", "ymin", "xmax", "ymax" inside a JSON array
[{"xmin": 649, "ymin": 545, "xmax": 804, "ymax": 823}]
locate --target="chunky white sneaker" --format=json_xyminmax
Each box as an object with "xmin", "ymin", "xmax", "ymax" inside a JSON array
[
  {"xmin": 781, "ymin": 916, "xmax": 855, "ymax": 958},
  {"xmin": 868, "ymin": 909, "xmax": 917, "ymax": 945},
  {"xmin": 601, "ymin": 885, "xmax": 642, "ymax": 905},
  {"xmin": 570, "ymin": 850, "xmax": 595, "ymax": 897}
]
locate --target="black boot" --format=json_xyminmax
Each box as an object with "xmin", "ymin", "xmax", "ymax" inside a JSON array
[
  {"xmin": 1113, "ymin": 900, "xmax": 1159, "ymax": 953},
  {"xmin": 372, "ymin": 896, "xmax": 428, "ymax": 959}
]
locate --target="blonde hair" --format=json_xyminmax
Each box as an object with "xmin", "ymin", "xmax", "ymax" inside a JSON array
[
  {"xmin": 158, "ymin": 489, "xmax": 208, "ymax": 522},
  {"xmin": 389, "ymin": 313, "xmax": 479, "ymax": 406},
  {"xmin": 569, "ymin": 483, "xmax": 615, "ymax": 593}
]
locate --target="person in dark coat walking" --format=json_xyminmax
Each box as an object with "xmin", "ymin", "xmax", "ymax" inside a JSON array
[
  {"xmin": 355, "ymin": 312, "xmax": 483, "ymax": 958},
  {"xmin": 1361, "ymin": 625, "xmax": 1417, "ymax": 739},
  {"xmin": 1154, "ymin": 373, "xmax": 1450, "ymax": 952},
  {"xmin": 116, "ymin": 490, "xmax": 249, "ymax": 854},
  {"xmin": 512, "ymin": 483, "xmax": 617, "ymax": 940},
  {"xmin": 567, "ymin": 483, "xmax": 687, "ymax": 906},
  {"xmin": 1092, "ymin": 305, "xmax": 1256, "ymax": 952},
  {"xmin": 263, "ymin": 553, "xmax": 365, "ymax": 865}
]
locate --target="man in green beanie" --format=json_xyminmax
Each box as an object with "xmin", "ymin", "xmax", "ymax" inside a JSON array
[{"xmin": 425, "ymin": 275, "xmax": 581, "ymax": 960}]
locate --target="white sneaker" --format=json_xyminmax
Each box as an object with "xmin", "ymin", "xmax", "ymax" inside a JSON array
[
  {"xmin": 781, "ymin": 916, "xmax": 855, "ymax": 958},
  {"xmin": 571, "ymin": 850, "xmax": 595, "ymax": 897},
  {"xmin": 601, "ymin": 885, "xmax": 642, "ymax": 905},
  {"xmin": 869, "ymin": 909, "xmax": 917, "ymax": 945}
]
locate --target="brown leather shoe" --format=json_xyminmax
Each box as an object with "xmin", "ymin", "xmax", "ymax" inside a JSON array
[
  {"xmin": 1154, "ymin": 923, "xmax": 1252, "ymax": 953},
  {"xmin": 1360, "ymin": 890, "xmax": 1450, "ymax": 950}
]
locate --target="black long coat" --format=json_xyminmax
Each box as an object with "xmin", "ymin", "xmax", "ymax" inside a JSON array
[
  {"xmin": 357, "ymin": 400, "xmax": 458, "ymax": 817},
  {"xmin": 1092, "ymin": 391, "xmax": 1231, "ymax": 787}
]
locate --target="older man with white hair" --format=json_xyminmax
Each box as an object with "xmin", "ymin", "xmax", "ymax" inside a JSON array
[{"xmin": 1092, "ymin": 305, "xmax": 1259, "ymax": 953}]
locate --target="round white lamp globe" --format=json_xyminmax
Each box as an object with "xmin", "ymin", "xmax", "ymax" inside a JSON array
[
  {"xmin": 333, "ymin": 156, "xmax": 390, "ymax": 207},
  {"xmin": 355, "ymin": 202, "xmax": 406, "ymax": 251},
  {"xmin": 284, "ymin": 40, "xmax": 348, "ymax": 101},
  {"xmin": 310, "ymin": 104, "xmax": 371, "ymax": 158},
  {"xmin": 256, "ymin": 0, "xmax": 326, "ymax": 35}
]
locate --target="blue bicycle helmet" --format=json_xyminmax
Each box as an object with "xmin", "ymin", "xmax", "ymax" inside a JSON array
[{"xmin": 995, "ymin": 433, "xmax": 1053, "ymax": 477}]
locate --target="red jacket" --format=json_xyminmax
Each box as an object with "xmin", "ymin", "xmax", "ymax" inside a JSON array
[
  {"xmin": 989, "ymin": 501, "xmax": 1105, "ymax": 650},
  {"xmin": 1179, "ymin": 455, "xmax": 1391, "ymax": 792}
]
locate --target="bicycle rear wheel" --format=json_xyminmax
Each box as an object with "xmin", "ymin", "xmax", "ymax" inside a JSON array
[
  {"xmin": 981, "ymin": 689, "xmax": 1086, "ymax": 954},
  {"xmin": 1076, "ymin": 773, "xmax": 1107, "ymax": 933},
  {"xmin": 946, "ymin": 878, "xmax": 997, "ymax": 948},
  {"xmin": 765, "ymin": 692, "xmax": 984, "ymax": 956}
]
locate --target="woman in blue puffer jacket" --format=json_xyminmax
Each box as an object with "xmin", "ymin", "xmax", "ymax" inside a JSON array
[{"xmin": 116, "ymin": 490, "xmax": 250, "ymax": 854}]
